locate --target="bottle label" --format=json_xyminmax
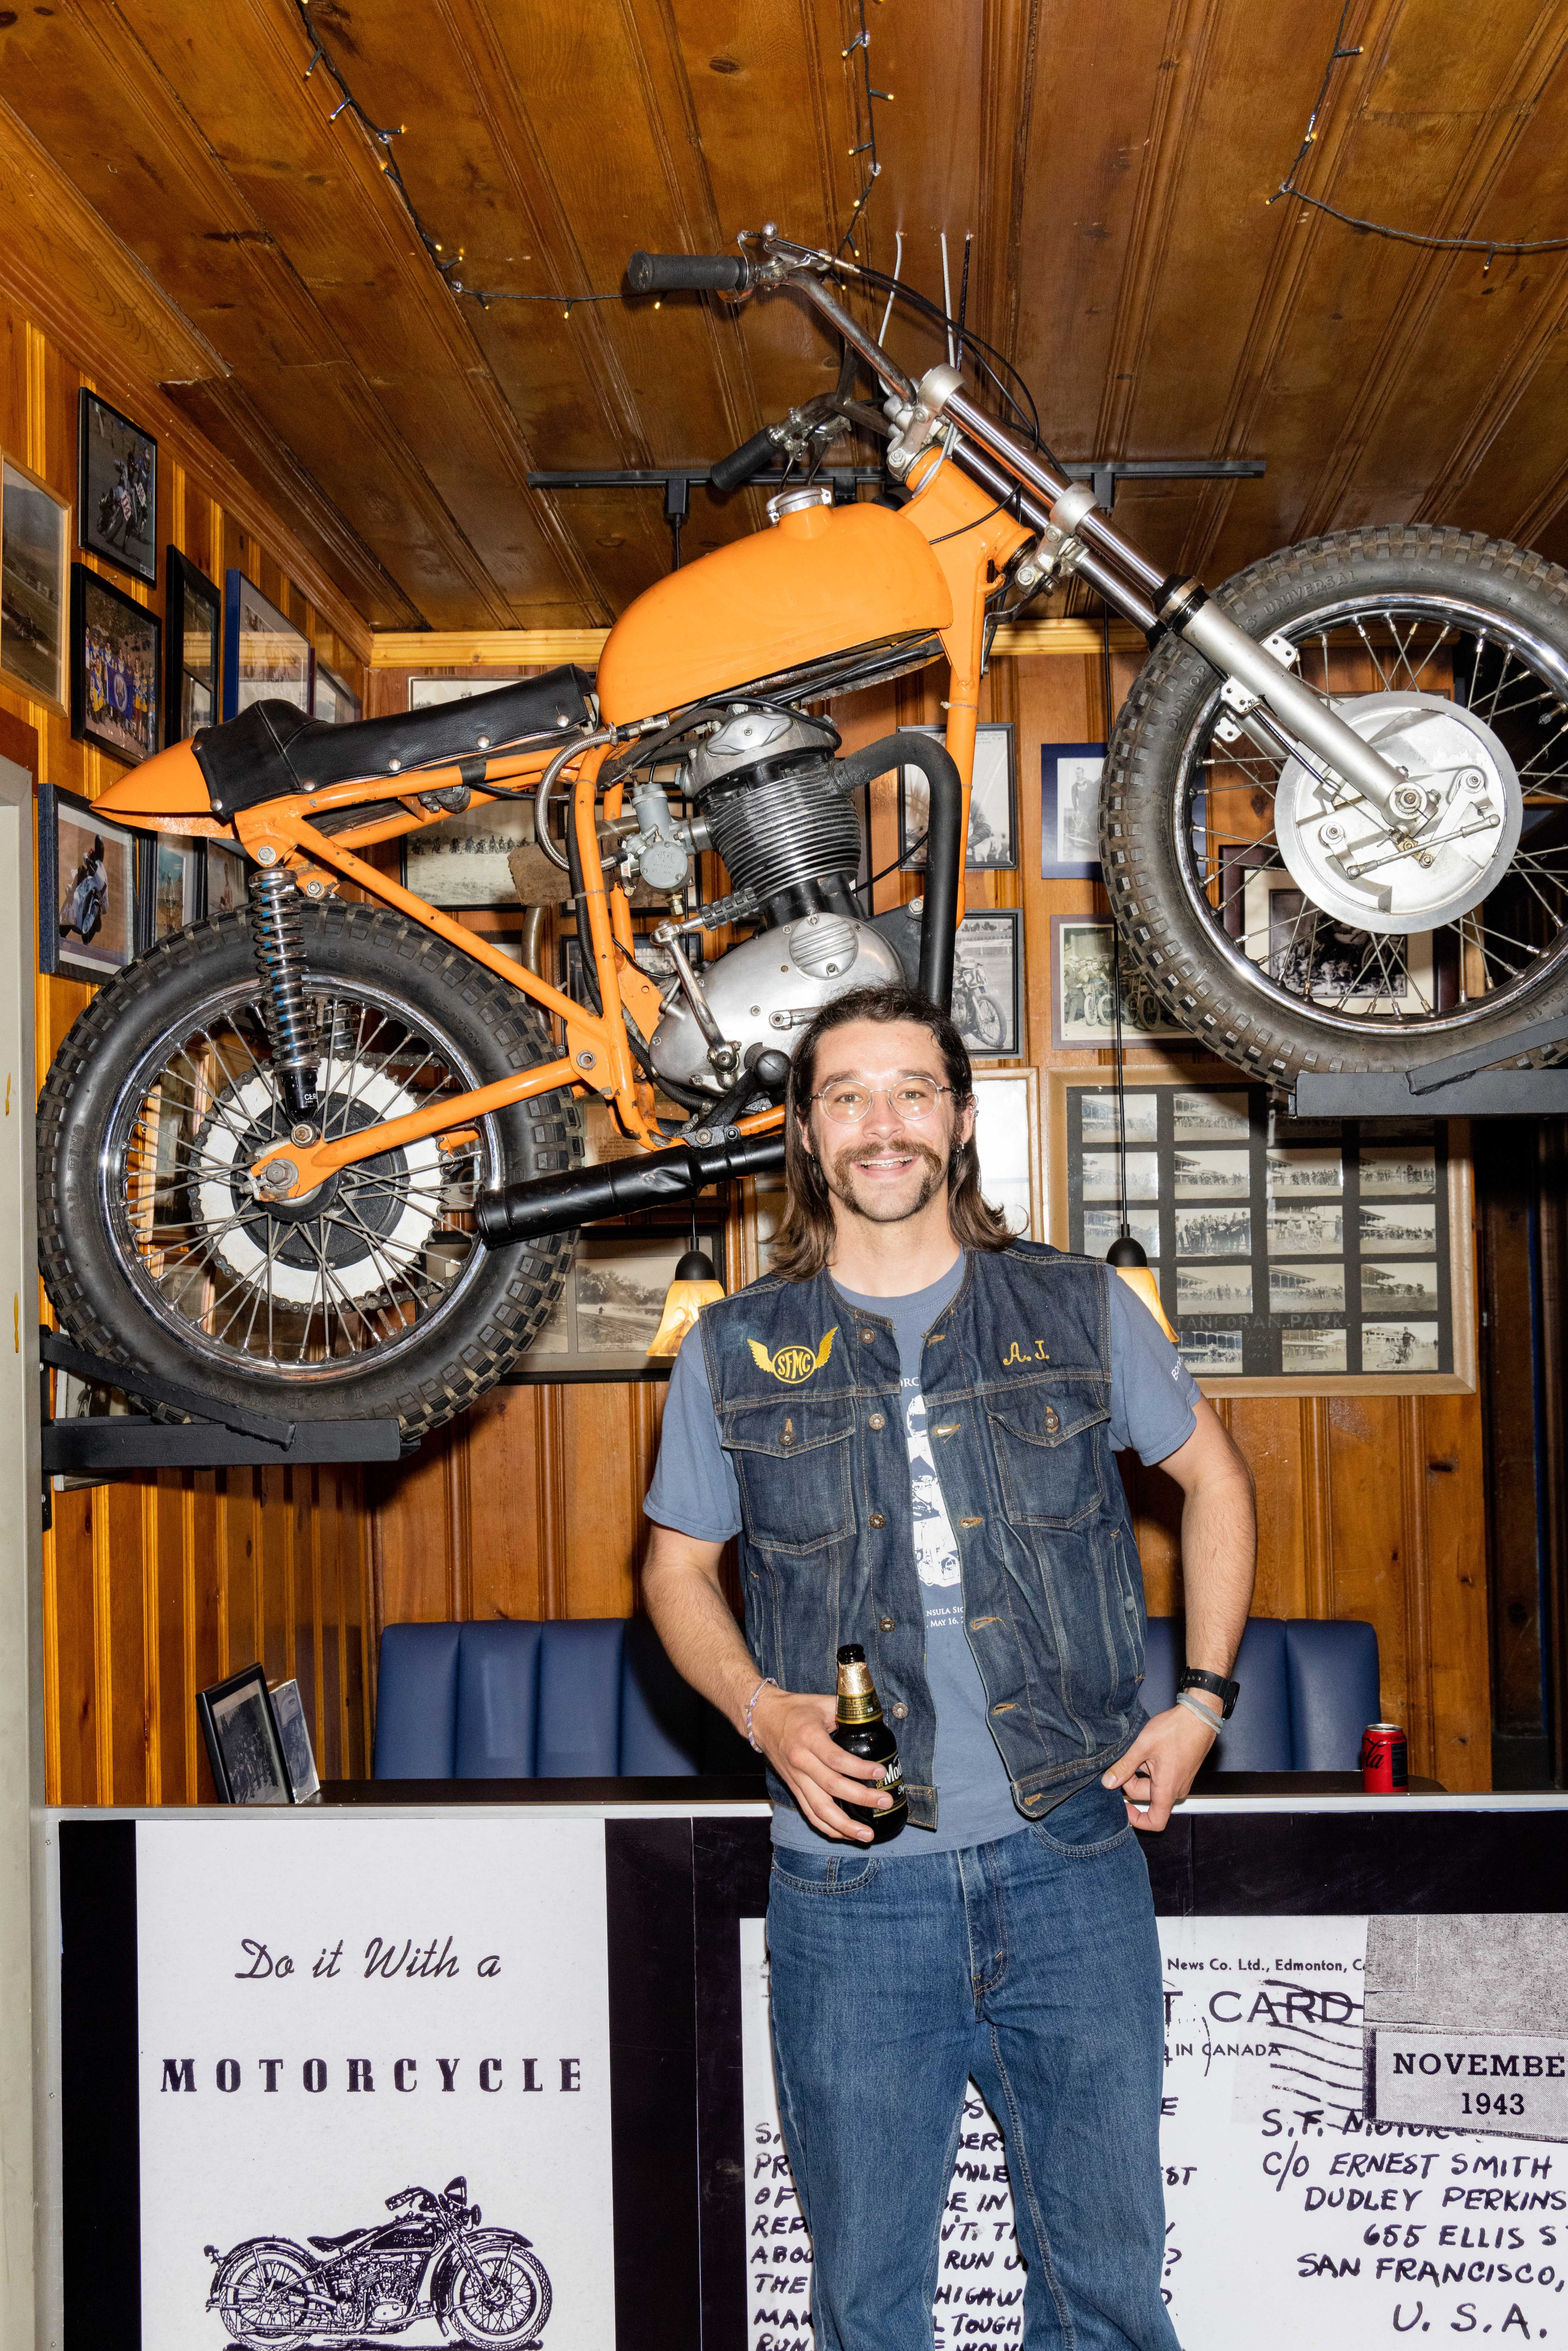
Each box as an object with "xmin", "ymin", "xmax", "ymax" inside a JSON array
[
  {"xmin": 881, "ymin": 1758, "xmax": 904, "ymax": 1790},
  {"xmin": 836, "ymin": 1694, "xmax": 881, "ymax": 1725}
]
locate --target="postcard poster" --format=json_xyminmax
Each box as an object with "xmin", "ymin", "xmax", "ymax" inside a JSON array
[
  {"xmin": 742, "ymin": 1914, "xmax": 1568, "ymax": 2350},
  {"xmin": 138, "ymin": 1816, "xmax": 614, "ymax": 2349}
]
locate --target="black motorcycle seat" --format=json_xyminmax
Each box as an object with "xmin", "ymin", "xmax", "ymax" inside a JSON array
[
  {"xmin": 193, "ymin": 666, "xmax": 597, "ymax": 820},
  {"xmin": 307, "ymin": 2229, "xmax": 372, "ymax": 2252}
]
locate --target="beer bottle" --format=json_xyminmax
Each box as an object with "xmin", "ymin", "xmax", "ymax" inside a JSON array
[{"xmin": 832, "ymin": 1644, "xmax": 907, "ymax": 1843}]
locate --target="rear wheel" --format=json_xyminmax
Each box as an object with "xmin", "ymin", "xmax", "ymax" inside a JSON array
[{"xmin": 37, "ymin": 900, "xmax": 582, "ymax": 1442}]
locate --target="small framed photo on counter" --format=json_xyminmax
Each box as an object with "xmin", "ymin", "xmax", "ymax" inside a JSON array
[{"xmin": 197, "ymin": 1664, "xmax": 294, "ymax": 1805}]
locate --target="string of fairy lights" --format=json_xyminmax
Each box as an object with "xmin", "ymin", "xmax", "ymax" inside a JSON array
[{"xmin": 294, "ymin": 0, "xmax": 892, "ymax": 312}]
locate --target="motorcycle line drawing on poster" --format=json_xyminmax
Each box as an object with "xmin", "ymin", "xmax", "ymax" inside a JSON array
[
  {"xmin": 136, "ymin": 1818, "xmax": 614, "ymax": 2348},
  {"xmin": 740, "ymin": 1916, "xmax": 1568, "ymax": 2350}
]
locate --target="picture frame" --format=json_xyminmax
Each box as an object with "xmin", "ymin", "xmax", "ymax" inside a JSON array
[
  {"xmin": 505, "ymin": 1217, "xmax": 729, "ymax": 1383},
  {"xmin": 951, "ymin": 908, "xmax": 1022, "ymax": 1058},
  {"xmin": 77, "ymin": 388, "xmax": 156, "ymax": 587},
  {"xmin": 1040, "ymin": 740, "xmax": 1106, "ymax": 878},
  {"xmin": 138, "ymin": 831, "xmax": 202, "ymax": 949},
  {"xmin": 205, "ymin": 838, "xmax": 248, "ymax": 920},
  {"xmin": 402, "ymin": 797, "xmax": 541, "ymax": 910},
  {"xmin": 1046, "ymin": 1069, "xmax": 1477, "ymax": 1397},
  {"xmin": 196, "ymin": 1664, "xmax": 294, "ymax": 1805},
  {"xmin": 164, "ymin": 548, "xmax": 220, "ymax": 743},
  {"xmin": 1, "ymin": 452, "xmax": 69, "ymax": 706},
  {"xmin": 268, "ymin": 1678, "xmax": 322, "ymax": 1803},
  {"xmin": 969, "ymin": 1065, "xmax": 1042, "ymax": 1241},
  {"xmin": 1221, "ymin": 842, "xmax": 1438, "ymax": 1014},
  {"xmin": 313, "ymin": 660, "xmax": 362, "ymax": 726},
  {"xmin": 1050, "ymin": 916, "xmax": 1195, "ymax": 1051},
  {"xmin": 38, "ymin": 781, "xmax": 140, "ymax": 980},
  {"xmin": 408, "ymin": 673, "xmax": 520, "ymax": 710},
  {"xmin": 224, "ymin": 570, "xmax": 312, "ymax": 719},
  {"xmin": 70, "ymin": 563, "xmax": 160, "ymax": 764},
  {"xmin": 898, "ymin": 723, "xmax": 1017, "ymax": 870}
]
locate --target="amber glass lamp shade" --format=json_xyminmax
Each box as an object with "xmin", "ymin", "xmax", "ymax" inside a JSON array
[
  {"xmin": 1105, "ymin": 1234, "xmax": 1179, "ymax": 1344},
  {"xmin": 646, "ymin": 1248, "xmax": 725, "ymax": 1357}
]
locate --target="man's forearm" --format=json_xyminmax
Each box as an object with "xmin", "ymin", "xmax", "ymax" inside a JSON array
[
  {"xmin": 642, "ymin": 1532, "xmax": 765, "ymax": 1735},
  {"xmin": 1180, "ymin": 1466, "xmax": 1257, "ymax": 1678}
]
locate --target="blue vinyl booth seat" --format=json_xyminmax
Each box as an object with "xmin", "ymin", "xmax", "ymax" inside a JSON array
[{"xmin": 373, "ymin": 1613, "xmax": 1380, "ymax": 1781}]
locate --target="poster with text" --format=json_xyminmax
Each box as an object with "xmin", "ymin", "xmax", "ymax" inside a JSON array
[{"xmin": 138, "ymin": 1816, "xmax": 614, "ymax": 2351}]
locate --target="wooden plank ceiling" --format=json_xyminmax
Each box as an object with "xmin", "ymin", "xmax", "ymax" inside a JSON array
[{"xmin": 5, "ymin": 0, "xmax": 1568, "ymax": 633}]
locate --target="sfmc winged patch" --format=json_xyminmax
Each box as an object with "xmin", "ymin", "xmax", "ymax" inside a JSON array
[{"xmin": 748, "ymin": 1328, "xmax": 838, "ymax": 1384}]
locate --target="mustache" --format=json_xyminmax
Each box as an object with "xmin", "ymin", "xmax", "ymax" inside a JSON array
[{"xmin": 831, "ymin": 1136, "xmax": 946, "ymax": 1181}]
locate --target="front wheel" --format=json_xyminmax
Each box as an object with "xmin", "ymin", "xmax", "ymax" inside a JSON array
[
  {"xmin": 443, "ymin": 2233, "xmax": 552, "ymax": 2347},
  {"xmin": 1103, "ymin": 525, "xmax": 1568, "ymax": 1083},
  {"xmin": 38, "ymin": 900, "xmax": 583, "ymax": 1443}
]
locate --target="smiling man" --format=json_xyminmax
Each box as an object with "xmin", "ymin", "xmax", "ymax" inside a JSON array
[{"xmin": 642, "ymin": 982, "xmax": 1256, "ymax": 2351}]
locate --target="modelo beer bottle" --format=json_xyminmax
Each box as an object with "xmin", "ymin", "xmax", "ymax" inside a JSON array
[{"xmin": 833, "ymin": 1643, "xmax": 908, "ymax": 1842}]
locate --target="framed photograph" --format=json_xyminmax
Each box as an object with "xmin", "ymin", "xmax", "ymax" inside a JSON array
[
  {"xmin": 313, "ymin": 660, "xmax": 362, "ymax": 726},
  {"xmin": 77, "ymin": 388, "xmax": 156, "ymax": 586},
  {"xmin": 1, "ymin": 454, "xmax": 69, "ymax": 705},
  {"xmin": 196, "ymin": 1664, "xmax": 294, "ymax": 1805},
  {"xmin": 139, "ymin": 831, "xmax": 201, "ymax": 948},
  {"xmin": 1047, "ymin": 1070, "xmax": 1476, "ymax": 1395},
  {"xmin": 70, "ymin": 564, "xmax": 160, "ymax": 763},
  {"xmin": 224, "ymin": 570, "xmax": 311, "ymax": 719},
  {"xmin": 970, "ymin": 1065, "xmax": 1042, "ymax": 1240},
  {"xmin": 409, "ymin": 673, "xmax": 520, "ymax": 709},
  {"xmin": 38, "ymin": 782, "xmax": 140, "ymax": 980},
  {"xmin": 268, "ymin": 1678, "xmax": 321, "ymax": 1803},
  {"xmin": 1040, "ymin": 741, "xmax": 1105, "ymax": 878},
  {"xmin": 1233, "ymin": 853, "xmax": 1435, "ymax": 1013},
  {"xmin": 205, "ymin": 838, "xmax": 247, "ymax": 919},
  {"xmin": 952, "ymin": 909, "xmax": 1022, "ymax": 1058},
  {"xmin": 1051, "ymin": 918, "xmax": 1194, "ymax": 1050},
  {"xmin": 506, "ymin": 1219, "xmax": 728, "ymax": 1382},
  {"xmin": 164, "ymin": 548, "xmax": 220, "ymax": 742},
  {"xmin": 403, "ymin": 798, "xmax": 540, "ymax": 910},
  {"xmin": 898, "ymin": 724, "xmax": 1017, "ymax": 870}
]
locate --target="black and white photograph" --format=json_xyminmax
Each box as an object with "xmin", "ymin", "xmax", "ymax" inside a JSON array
[
  {"xmin": 77, "ymin": 387, "xmax": 156, "ymax": 585},
  {"xmin": 408, "ymin": 671, "xmax": 521, "ymax": 708},
  {"xmin": 196, "ymin": 1666, "xmax": 292, "ymax": 1806},
  {"xmin": 1174, "ymin": 1205, "xmax": 1252, "ymax": 1257},
  {"xmin": 1176, "ymin": 1264, "xmax": 1254, "ymax": 1317},
  {"xmin": 38, "ymin": 782, "xmax": 140, "ymax": 980},
  {"xmin": 1083, "ymin": 1149, "xmax": 1161, "ymax": 1201},
  {"xmin": 1360, "ymin": 1144, "xmax": 1437, "ymax": 1197},
  {"xmin": 1080, "ymin": 1088, "xmax": 1158, "ymax": 1143},
  {"xmin": 312, "ymin": 660, "xmax": 361, "ymax": 725},
  {"xmin": 163, "ymin": 548, "xmax": 220, "ymax": 741},
  {"xmin": 1359, "ymin": 1201, "xmax": 1438, "ymax": 1254},
  {"xmin": 71, "ymin": 563, "xmax": 160, "ymax": 762},
  {"xmin": 1269, "ymin": 1262, "xmax": 1347, "ymax": 1313},
  {"xmin": 406, "ymin": 799, "xmax": 539, "ymax": 909},
  {"xmin": 950, "ymin": 909, "xmax": 1021, "ymax": 1056},
  {"xmin": 1281, "ymin": 1328, "xmax": 1348, "ymax": 1373},
  {"xmin": 1, "ymin": 453, "xmax": 67, "ymax": 702},
  {"xmin": 1267, "ymin": 1203, "xmax": 1343, "ymax": 1255},
  {"xmin": 1266, "ymin": 1146, "xmax": 1342, "ymax": 1195},
  {"xmin": 1362, "ymin": 1260, "xmax": 1440, "ymax": 1315},
  {"xmin": 1172, "ymin": 1090, "xmax": 1250, "ymax": 1141},
  {"xmin": 509, "ymin": 1223, "xmax": 726, "ymax": 1381},
  {"xmin": 1178, "ymin": 1329, "xmax": 1245, "ymax": 1375},
  {"xmin": 1362, "ymin": 1321, "xmax": 1440, "ymax": 1372},
  {"xmin": 223, "ymin": 570, "xmax": 311, "ymax": 718},
  {"xmin": 1082, "ymin": 1206, "xmax": 1160, "ymax": 1259},
  {"xmin": 1234, "ymin": 857, "xmax": 1437, "ymax": 1011},
  {"xmin": 145, "ymin": 833, "xmax": 200, "ymax": 944},
  {"xmin": 205, "ymin": 838, "xmax": 247, "ymax": 918},
  {"xmin": 1040, "ymin": 741, "xmax": 1105, "ymax": 878},
  {"xmin": 1052, "ymin": 918, "xmax": 1191, "ymax": 1048},
  {"xmin": 899, "ymin": 723, "xmax": 1017, "ymax": 869},
  {"xmin": 1173, "ymin": 1148, "xmax": 1251, "ymax": 1199},
  {"xmin": 268, "ymin": 1678, "xmax": 321, "ymax": 1803}
]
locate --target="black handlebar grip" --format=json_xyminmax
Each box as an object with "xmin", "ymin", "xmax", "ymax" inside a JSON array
[
  {"xmin": 710, "ymin": 425, "xmax": 780, "ymax": 494},
  {"xmin": 626, "ymin": 250, "xmax": 749, "ymax": 296}
]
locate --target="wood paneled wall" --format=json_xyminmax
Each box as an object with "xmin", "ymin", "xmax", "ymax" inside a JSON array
[{"xmin": 0, "ymin": 284, "xmax": 377, "ymax": 1804}]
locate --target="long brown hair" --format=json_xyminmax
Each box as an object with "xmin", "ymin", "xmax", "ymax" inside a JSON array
[{"xmin": 769, "ymin": 983, "xmax": 1012, "ymax": 1281}]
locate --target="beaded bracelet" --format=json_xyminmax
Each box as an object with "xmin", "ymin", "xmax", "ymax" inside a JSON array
[{"xmin": 745, "ymin": 1676, "xmax": 779, "ymax": 1752}]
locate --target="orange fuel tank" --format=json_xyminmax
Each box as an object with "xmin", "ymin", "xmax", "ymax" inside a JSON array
[{"xmin": 593, "ymin": 498, "xmax": 953, "ymax": 726}]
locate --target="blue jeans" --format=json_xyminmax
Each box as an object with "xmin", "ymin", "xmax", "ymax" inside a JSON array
[{"xmin": 765, "ymin": 1780, "xmax": 1179, "ymax": 2351}]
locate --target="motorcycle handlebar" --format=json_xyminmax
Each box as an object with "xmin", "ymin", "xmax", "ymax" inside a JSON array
[
  {"xmin": 627, "ymin": 250, "xmax": 750, "ymax": 296},
  {"xmin": 709, "ymin": 424, "xmax": 779, "ymax": 494}
]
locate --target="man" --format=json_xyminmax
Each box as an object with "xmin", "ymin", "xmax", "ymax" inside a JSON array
[{"xmin": 643, "ymin": 982, "xmax": 1256, "ymax": 2351}]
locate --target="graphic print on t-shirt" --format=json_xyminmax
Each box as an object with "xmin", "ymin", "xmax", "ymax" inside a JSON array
[{"xmin": 906, "ymin": 1375, "xmax": 963, "ymax": 1638}]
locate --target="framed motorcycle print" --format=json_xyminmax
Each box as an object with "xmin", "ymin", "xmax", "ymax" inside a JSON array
[
  {"xmin": 951, "ymin": 909, "xmax": 1022, "ymax": 1058},
  {"xmin": 898, "ymin": 723, "xmax": 1017, "ymax": 871},
  {"xmin": 39, "ymin": 782, "xmax": 140, "ymax": 980},
  {"xmin": 223, "ymin": 569, "xmax": 312, "ymax": 718},
  {"xmin": 70, "ymin": 564, "xmax": 160, "ymax": 764},
  {"xmin": 163, "ymin": 547, "xmax": 220, "ymax": 741},
  {"xmin": 77, "ymin": 388, "xmax": 157, "ymax": 586},
  {"xmin": 1, "ymin": 453, "xmax": 69, "ymax": 707},
  {"xmin": 1040, "ymin": 741, "xmax": 1106, "ymax": 878},
  {"xmin": 1051, "ymin": 917, "xmax": 1194, "ymax": 1050}
]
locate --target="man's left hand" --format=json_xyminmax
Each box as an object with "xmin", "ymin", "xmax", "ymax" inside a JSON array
[{"xmin": 1102, "ymin": 1699, "xmax": 1220, "ymax": 1831}]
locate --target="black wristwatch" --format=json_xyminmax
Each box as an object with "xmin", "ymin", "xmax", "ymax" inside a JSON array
[{"xmin": 1177, "ymin": 1667, "xmax": 1240, "ymax": 1720}]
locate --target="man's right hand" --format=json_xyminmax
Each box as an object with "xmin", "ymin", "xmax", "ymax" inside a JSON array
[{"xmin": 750, "ymin": 1686, "xmax": 893, "ymax": 1843}]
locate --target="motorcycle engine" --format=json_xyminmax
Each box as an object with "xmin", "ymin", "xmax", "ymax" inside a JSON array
[{"xmin": 640, "ymin": 710, "xmax": 906, "ymax": 1095}]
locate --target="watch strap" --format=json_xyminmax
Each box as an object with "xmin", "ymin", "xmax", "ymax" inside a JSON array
[{"xmin": 1177, "ymin": 1666, "xmax": 1239, "ymax": 1721}]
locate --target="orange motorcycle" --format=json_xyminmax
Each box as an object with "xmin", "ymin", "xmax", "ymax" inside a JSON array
[{"xmin": 38, "ymin": 228, "xmax": 1568, "ymax": 1439}]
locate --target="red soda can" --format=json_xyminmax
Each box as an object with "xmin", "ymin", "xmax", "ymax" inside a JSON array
[{"xmin": 1361, "ymin": 1723, "xmax": 1409, "ymax": 1794}]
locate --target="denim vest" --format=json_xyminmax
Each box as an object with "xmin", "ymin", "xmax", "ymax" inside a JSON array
[{"xmin": 699, "ymin": 1241, "xmax": 1147, "ymax": 1830}]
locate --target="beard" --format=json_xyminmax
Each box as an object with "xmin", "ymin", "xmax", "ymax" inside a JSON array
[{"xmin": 822, "ymin": 1131, "xmax": 949, "ymax": 1225}]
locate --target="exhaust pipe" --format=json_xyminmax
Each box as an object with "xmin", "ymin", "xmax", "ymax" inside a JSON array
[{"xmin": 476, "ymin": 1128, "xmax": 785, "ymax": 1249}]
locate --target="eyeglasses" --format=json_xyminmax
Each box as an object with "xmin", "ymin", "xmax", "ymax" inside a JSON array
[{"xmin": 812, "ymin": 1081, "xmax": 954, "ymax": 1126}]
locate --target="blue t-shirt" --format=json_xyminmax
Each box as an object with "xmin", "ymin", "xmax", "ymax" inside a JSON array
[{"xmin": 644, "ymin": 1255, "xmax": 1201, "ymax": 1856}]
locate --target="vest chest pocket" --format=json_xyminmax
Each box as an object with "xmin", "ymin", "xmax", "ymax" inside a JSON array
[
  {"xmin": 722, "ymin": 1401, "xmax": 856, "ymax": 1554},
  {"xmin": 986, "ymin": 1386, "xmax": 1109, "ymax": 1528}
]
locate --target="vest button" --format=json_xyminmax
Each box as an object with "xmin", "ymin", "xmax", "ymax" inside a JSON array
[
  {"xmin": 860, "ymin": 1329, "xmax": 877, "ymax": 1344},
  {"xmin": 891, "ymin": 1703, "xmax": 908, "ymax": 1720},
  {"xmin": 868, "ymin": 1512, "xmax": 885, "ymax": 1529},
  {"xmin": 879, "ymin": 1616, "xmax": 895, "ymax": 1632},
  {"xmin": 868, "ymin": 1412, "xmax": 885, "ymax": 1430},
  {"xmin": 1044, "ymin": 1408, "xmax": 1059, "ymax": 1432}
]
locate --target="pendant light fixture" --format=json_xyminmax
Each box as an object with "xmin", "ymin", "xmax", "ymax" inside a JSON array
[{"xmin": 647, "ymin": 1210, "xmax": 725, "ymax": 1357}]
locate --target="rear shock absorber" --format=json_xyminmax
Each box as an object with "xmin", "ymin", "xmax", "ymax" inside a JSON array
[{"xmin": 248, "ymin": 869, "xmax": 319, "ymax": 1124}]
